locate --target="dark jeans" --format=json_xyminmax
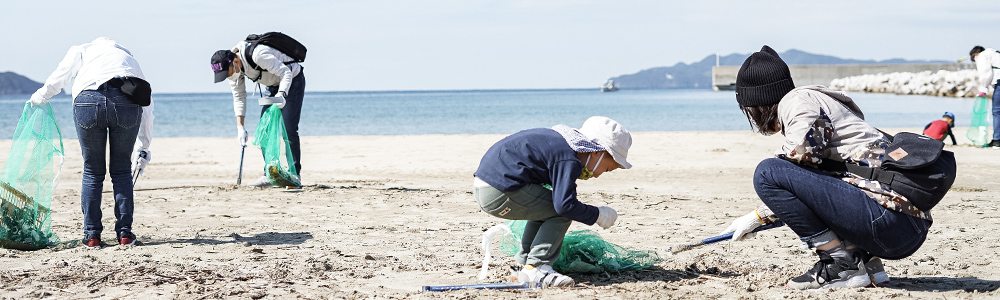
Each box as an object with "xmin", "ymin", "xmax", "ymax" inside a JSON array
[
  {"xmin": 74, "ymin": 84, "xmax": 141, "ymax": 239},
  {"xmin": 264, "ymin": 70, "xmax": 305, "ymax": 173},
  {"xmin": 992, "ymin": 81, "xmax": 1000, "ymax": 141},
  {"xmin": 753, "ymin": 158, "xmax": 929, "ymax": 260}
]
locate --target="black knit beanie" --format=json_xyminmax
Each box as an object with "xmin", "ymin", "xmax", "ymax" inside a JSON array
[{"xmin": 735, "ymin": 45, "xmax": 795, "ymax": 107}]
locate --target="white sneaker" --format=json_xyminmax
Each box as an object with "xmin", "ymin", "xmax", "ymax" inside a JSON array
[
  {"xmin": 247, "ymin": 175, "xmax": 273, "ymax": 187},
  {"xmin": 514, "ymin": 264, "xmax": 574, "ymax": 288}
]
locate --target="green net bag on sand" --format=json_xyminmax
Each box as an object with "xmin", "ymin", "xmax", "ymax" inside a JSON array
[
  {"xmin": 253, "ymin": 105, "xmax": 299, "ymax": 187},
  {"xmin": 967, "ymin": 96, "xmax": 991, "ymax": 147},
  {"xmin": 490, "ymin": 220, "xmax": 662, "ymax": 274},
  {"xmin": 0, "ymin": 103, "xmax": 64, "ymax": 250}
]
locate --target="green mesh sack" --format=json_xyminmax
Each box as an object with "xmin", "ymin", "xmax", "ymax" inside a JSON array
[
  {"xmin": 253, "ymin": 105, "xmax": 299, "ymax": 187},
  {"xmin": 498, "ymin": 220, "xmax": 662, "ymax": 274},
  {"xmin": 967, "ymin": 96, "xmax": 991, "ymax": 147},
  {"xmin": 0, "ymin": 103, "xmax": 64, "ymax": 250},
  {"xmin": 498, "ymin": 220, "xmax": 527, "ymax": 257}
]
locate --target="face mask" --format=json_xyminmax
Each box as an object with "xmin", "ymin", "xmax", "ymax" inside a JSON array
[{"xmin": 578, "ymin": 152, "xmax": 605, "ymax": 180}]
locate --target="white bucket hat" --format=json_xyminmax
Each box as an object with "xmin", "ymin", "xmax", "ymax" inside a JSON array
[{"xmin": 578, "ymin": 116, "xmax": 632, "ymax": 169}]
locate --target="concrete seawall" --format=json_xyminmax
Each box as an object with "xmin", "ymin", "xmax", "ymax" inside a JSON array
[{"xmin": 712, "ymin": 64, "xmax": 969, "ymax": 91}]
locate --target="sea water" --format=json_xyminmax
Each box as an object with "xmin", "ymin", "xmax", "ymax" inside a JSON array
[{"xmin": 0, "ymin": 89, "xmax": 978, "ymax": 139}]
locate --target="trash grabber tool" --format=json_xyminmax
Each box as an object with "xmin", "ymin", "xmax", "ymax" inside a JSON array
[
  {"xmin": 421, "ymin": 282, "xmax": 534, "ymax": 292},
  {"xmin": 132, "ymin": 151, "xmax": 148, "ymax": 186},
  {"xmin": 669, "ymin": 221, "xmax": 786, "ymax": 254},
  {"xmin": 237, "ymin": 145, "xmax": 246, "ymax": 185}
]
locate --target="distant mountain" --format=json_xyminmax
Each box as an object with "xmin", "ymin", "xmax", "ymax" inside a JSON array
[
  {"xmin": 608, "ymin": 49, "xmax": 950, "ymax": 90},
  {"xmin": 0, "ymin": 72, "xmax": 44, "ymax": 95}
]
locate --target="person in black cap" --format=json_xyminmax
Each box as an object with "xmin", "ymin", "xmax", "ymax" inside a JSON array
[
  {"xmin": 969, "ymin": 46, "xmax": 1000, "ymax": 148},
  {"xmin": 210, "ymin": 38, "xmax": 305, "ymax": 187},
  {"xmin": 719, "ymin": 45, "xmax": 934, "ymax": 290}
]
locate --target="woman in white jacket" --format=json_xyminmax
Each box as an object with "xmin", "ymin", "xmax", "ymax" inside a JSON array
[
  {"xmin": 721, "ymin": 46, "xmax": 932, "ymax": 290},
  {"xmin": 29, "ymin": 37, "xmax": 154, "ymax": 248}
]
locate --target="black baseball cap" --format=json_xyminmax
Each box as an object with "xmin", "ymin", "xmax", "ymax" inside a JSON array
[{"xmin": 211, "ymin": 50, "xmax": 237, "ymax": 83}]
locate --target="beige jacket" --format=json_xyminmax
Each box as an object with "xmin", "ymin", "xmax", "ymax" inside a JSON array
[{"xmin": 775, "ymin": 85, "xmax": 884, "ymax": 163}]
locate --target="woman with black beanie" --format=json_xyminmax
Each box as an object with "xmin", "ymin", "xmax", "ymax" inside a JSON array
[{"xmin": 719, "ymin": 45, "xmax": 933, "ymax": 290}]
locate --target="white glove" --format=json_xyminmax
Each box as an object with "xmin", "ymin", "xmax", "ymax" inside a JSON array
[
  {"xmin": 237, "ymin": 126, "xmax": 248, "ymax": 146},
  {"xmin": 275, "ymin": 95, "xmax": 286, "ymax": 109},
  {"xmin": 27, "ymin": 94, "xmax": 48, "ymax": 108},
  {"xmin": 594, "ymin": 206, "xmax": 618, "ymax": 229},
  {"xmin": 720, "ymin": 210, "xmax": 765, "ymax": 242},
  {"xmin": 131, "ymin": 149, "xmax": 151, "ymax": 174}
]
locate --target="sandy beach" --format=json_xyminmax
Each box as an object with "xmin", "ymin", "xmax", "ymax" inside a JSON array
[{"xmin": 0, "ymin": 128, "xmax": 998, "ymax": 299}]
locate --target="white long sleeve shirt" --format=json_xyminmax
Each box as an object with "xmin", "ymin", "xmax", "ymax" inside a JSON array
[
  {"xmin": 29, "ymin": 37, "xmax": 154, "ymax": 151},
  {"xmin": 975, "ymin": 48, "xmax": 1000, "ymax": 94},
  {"xmin": 228, "ymin": 41, "xmax": 302, "ymax": 117}
]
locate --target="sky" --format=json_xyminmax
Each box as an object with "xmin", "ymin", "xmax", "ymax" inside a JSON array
[{"xmin": 1, "ymin": 0, "xmax": 997, "ymax": 93}]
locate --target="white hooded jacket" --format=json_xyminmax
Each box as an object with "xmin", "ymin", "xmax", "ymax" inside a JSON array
[{"xmin": 975, "ymin": 48, "xmax": 1000, "ymax": 94}]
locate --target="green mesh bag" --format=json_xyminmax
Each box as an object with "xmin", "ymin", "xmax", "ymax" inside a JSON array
[
  {"xmin": 967, "ymin": 96, "xmax": 991, "ymax": 147},
  {"xmin": 498, "ymin": 220, "xmax": 662, "ymax": 274},
  {"xmin": 253, "ymin": 105, "xmax": 299, "ymax": 187},
  {"xmin": 0, "ymin": 103, "xmax": 64, "ymax": 250}
]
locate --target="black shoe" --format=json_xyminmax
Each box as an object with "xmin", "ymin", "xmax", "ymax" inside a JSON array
[
  {"xmin": 989, "ymin": 140, "xmax": 1000, "ymax": 148},
  {"xmin": 787, "ymin": 250, "xmax": 870, "ymax": 290}
]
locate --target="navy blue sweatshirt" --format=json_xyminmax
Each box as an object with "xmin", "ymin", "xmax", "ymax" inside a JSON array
[{"xmin": 474, "ymin": 128, "xmax": 599, "ymax": 225}]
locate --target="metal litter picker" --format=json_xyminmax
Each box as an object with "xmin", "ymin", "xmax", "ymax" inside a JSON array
[
  {"xmin": 421, "ymin": 282, "xmax": 535, "ymax": 291},
  {"xmin": 669, "ymin": 221, "xmax": 786, "ymax": 254}
]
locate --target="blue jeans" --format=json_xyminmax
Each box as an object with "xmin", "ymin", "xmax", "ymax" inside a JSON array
[
  {"xmin": 74, "ymin": 83, "xmax": 142, "ymax": 239},
  {"xmin": 992, "ymin": 81, "xmax": 1000, "ymax": 141},
  {"xmin": 753, "ymin": 158, "xmax": 929, "ymax": 259},
  {"xmin": 475, "ymin": 181, "xmax": 572, "ymax": 266},
  {"xmin": 264, "ymin": 69, "xmax": 305, "ymax": 173}
]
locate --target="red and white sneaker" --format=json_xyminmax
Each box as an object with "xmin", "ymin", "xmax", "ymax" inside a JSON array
[
  {"xmin": 119, "ymin": 232, "xmax": 137, "ymax": 246},
  {"xmin": 83, "ymin": 237, "xmax": 101, "ymax": 249}
]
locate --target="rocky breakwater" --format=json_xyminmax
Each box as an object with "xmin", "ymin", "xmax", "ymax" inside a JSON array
[{"xmin": 830, "ymin": 69, "xmax": 980, "ymax": 97}]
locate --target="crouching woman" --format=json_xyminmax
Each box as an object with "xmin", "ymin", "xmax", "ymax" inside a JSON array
[
  {"xmin": 473, "ymin": 116, "xmax": 632, "ymax": 288},
  {"xmin": 721, "ymin": 46, "xmax": 936, "ymax": 290}
]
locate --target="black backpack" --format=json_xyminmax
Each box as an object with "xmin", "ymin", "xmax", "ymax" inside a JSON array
[
  {"xmin": 243, "ymin": 32, "xmax": 307, "ymax": 74},
  {"xmin": 821, "ymin": 132, "xmax": 957, "ymax": 211}
]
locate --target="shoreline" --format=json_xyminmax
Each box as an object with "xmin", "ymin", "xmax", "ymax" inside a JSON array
[{"xmin": 0, "ymin": 130, "xmax": 997, "ymax": 298}]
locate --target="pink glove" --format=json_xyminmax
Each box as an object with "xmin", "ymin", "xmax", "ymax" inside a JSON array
[{"xmin": 979, "ymin": 92, "xmax": 988, "ymax": 98}]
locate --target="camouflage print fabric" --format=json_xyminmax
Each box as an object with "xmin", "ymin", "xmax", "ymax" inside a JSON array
[
  {"xmin": 842, "ymin": 139, "xmax": 932, "ymax": 221},
  {"xmin": 777, "ymin": 108, "xmax": 833, "ymax": 168},
  {"xmin": 842, "ymin": 176, "xmax": 932, "ymax": 221},
  {"xmin": 777, "ymin": 109, "xmax": 932, "ymax": 221}
]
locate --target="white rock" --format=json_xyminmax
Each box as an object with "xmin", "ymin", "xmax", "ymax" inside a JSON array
[{"xmin": 830, "ymin": 69, "xmax": 982, "ymax": 97}]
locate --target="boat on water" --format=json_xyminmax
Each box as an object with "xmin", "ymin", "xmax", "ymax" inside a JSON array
[{"xmin": 600, "ymin": 80, "xmax": 619, "ymax": 92}]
